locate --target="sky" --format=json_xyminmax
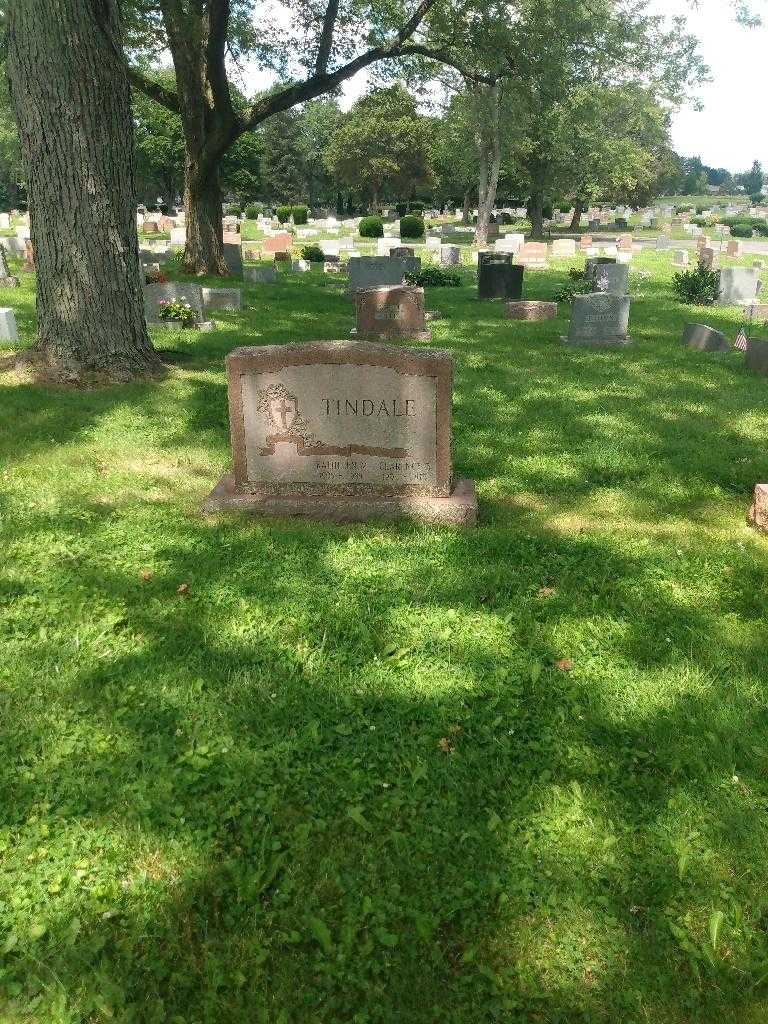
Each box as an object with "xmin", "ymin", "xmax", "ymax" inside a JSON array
[
  {"xmin": 650, "ymin": 0, "xmax": 768, "ymax": 173},
  {"xmin": 242, "ymin": 0, "xmax": 768, "ymax": 176}
]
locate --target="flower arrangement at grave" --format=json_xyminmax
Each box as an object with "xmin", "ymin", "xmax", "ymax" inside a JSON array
[
  {"xmin": 157, "ymin": 298, "xmax": 197, "ymax": 326},
  {"xmin": 145, "ymin": 268, "xmax": 169, "ymax": 285}
]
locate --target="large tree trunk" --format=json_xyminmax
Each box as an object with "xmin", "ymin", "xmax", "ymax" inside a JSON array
[
  {"xmin": 569, "ymin": 198, "xmax": 584, "ymax": 233},
  {"xmin": 461, "ymin": 191, "xmax": 471, "ymax": 225},
  {"xmin": 6, "ymin": 0, "xmax": 161, "ymax": 382},
  {"xmin": 528, "ymin": 192, "xmax": 545, "ymax": 239},
  {"xmin": 184, "ymin": 159, "xmax": 228, "ymax": 276}
]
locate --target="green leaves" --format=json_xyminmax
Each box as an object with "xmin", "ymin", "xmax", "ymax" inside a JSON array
[{"xmin": 306, "ymin": 916, "xmax": 333, "ymax": 955}]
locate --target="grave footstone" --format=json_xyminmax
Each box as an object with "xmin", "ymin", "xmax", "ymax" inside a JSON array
[
  {"xmin": 202, "ymin": 340, "xmax": 478, "ymax": 526},
  {"xmin": 477, "ymin": 252, "xmax": 524, "ymax": 300},
  {"xmin": 354, "ymin": 285, "xmax": 430, "ymax": 341},
  {"xmin": 682, "ymin": 323, "xmax": 730, "ymax": 352},
  {"xmin": 563, "ymin": 293, "xmax": 631, "ymax": 347},
  {"xmin": 505, "ymin": 300, "xmax": 557, "ymax": 321}
]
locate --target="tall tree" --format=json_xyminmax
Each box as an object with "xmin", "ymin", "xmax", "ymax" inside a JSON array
[
  {"xmin": 127, "ymin": 0, "xmax": 452, "ymax": 275},
  {"xmin": 7, "ymin": 0, "xmax": 160, "ymax": 382},
  {"xmin": 324, "ymin": 85, "xmax": 433, "ymax": 209}
]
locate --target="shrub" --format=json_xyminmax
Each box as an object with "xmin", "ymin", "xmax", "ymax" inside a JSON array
[
  {"xmin": 276, "ymin": 205, "xmax": 292, "ymax": 224},
  {"xmin": 359, "ymin": 215, "xmax": 384, "ymax": 238},
  {"xmin": 223, "ymin": 202, "xmax": 242, "ymax": 217},
  {"xmin": 553, "ymin": 268, "xmax": 590, "ymax": 304},
  {"xmin": 558, "ymin": 205, "xmax": 571, "ymax": 214},
  {"xmin": 405, "ymin": 266, "xmax": 461, "ymax": 287},
  {"xmin": 292, "ymin": 205, "xmax": 308, "ymax": 225},
  {"xmin": 399, "ymin": 214, "xmax": 425, "ymax": 239},
  {"xmin": 497, "ymin": 212, "xmax": 513, "ymax": 225},
  {"xmin": 408, "ymin": 201, "xmax": 424, "ymax": 214},
  {"xmin": 301, "ymin": 243, "xmax": 325, "ymax": 262},
  {"xmin": 395, "ymin": 202, "xmax": 408, "ymax": 217},
  {"xmin": 672, "ymin": 263, "xmax": 720, "ymax": 305},
  {"xmin": 730, "ymin": 224, "xmax": 754, "ymax": 238},
  {"xmin": 754, "ymin": 222, "xmax": 768, "ymax": 237},
  {"xmin": 244, "ymin": 203, "xmax": 261, "ymax": 219},
  {"xmin": 750, "ymin": 193, "xmax": 764, "ymax": 205}
]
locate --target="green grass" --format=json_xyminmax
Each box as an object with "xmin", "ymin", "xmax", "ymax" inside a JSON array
[{"xmin": 2, "ymin": 251, "xmax": 768, "ymax": 1023}]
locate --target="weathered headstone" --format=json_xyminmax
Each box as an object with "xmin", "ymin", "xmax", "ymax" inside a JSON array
[
  {"xmin": 0, "ymin": 306, "xmax": 18, "ymax": 341},
  {"xmin": 202, "ymin": 287, "xmax": 242, "ymax": 311},
  {"xmin": 347, "ymin": 256, "xmax": 410, "ymax": 295},
  {"xmin": 655, "ymin": 234, "xmax": 670, "ymax": 250},
  {"xmin": 745, "ymin": 337, "xmax": 768, "ymax": 374},
  {"xmin": 0, "ymin": 245, "xmax": 19, "ymax": 287},
  {"xmin": 223, "ymin": 241, "xmax": 243, "ymax": 277},
  {"xmin": 673, "ymin": 250, "xmax": 690, "ymax": 268},
  {"xmin": 579, "ymin": 235, "xmax": 593, "ymax": 251},
  {"xmin": 682, "ymin": 323, "xmax": 729, "ymax": 352},
  {"xmin": 263, "ymin": 233, "xmax": 293, "ymax": 254},
  {"xmin": 563, "ymin": 293, "xmax": 631, "ymax": 347},
  {"xmin": 516, "ymin": 242, "xmax": 548, "ymax": 268},
  {"xmin": 590, "ymin": 263, "xmax": 629, "ymax": 295},
  {"xmin": 245, "ymin": 265, "xmax": 278, "ymax": 284},
  {"xmin": 699, "ymin": 247, "xmax": 716, "ymax": 270},
  {"xmin": 354, "ymin": 285, "xmax": 429, "ymax": 341},
  {"xmin": 440, "ymin": 245, "xmax": 461, "ymax": 266},
  {"xmin": 202, "ymin": 340, "xmax": 478, "ymax": 526},
  {"xmin": 143, "ymin": 282, "xmax": 207, "ymax": 325},
  {"xmin": 477, "ymin": 252, "xmax": 524, "ymax": 300},
  {"xmin": 551, "ymin": 238, "xmax": 577, "ymax": 258},
  {"xmin": 726, "ymin": 239, "xmax": 744, "ymax": 258},
  {"xmin": 717, "ymin": 267, "xmax": 762, "ymax": 306}
]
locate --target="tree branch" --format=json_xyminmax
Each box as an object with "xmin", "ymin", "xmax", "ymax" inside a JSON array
[
  {"xmin": 206, "ymin": 0, "xmax": 236, "ymax": 123},
  {"xmin": 242, "ymin": 0, "xmax": 441, "ymax": 130},
  {"xmin": 127, "ymin": 66, "xmax": 182, "ymax": 113},
  {"xmin": 315, "ymin": 0, "xmax": 340, "ymax": 76}
]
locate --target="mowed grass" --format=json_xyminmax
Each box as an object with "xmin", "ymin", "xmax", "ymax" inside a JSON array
[{"xmin": 2, "ymin": 251, "xmax": 768, "ymax": 1023}]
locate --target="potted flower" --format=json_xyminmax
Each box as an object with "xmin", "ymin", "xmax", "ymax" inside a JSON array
[{"xmin": 157, "ymin": 298, "xmax": 197, "ymax": 327}]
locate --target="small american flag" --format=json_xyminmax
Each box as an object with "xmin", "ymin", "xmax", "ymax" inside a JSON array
[{"xmin": 734, "ymin": 328, "xmax": 748, "ymax": 352}]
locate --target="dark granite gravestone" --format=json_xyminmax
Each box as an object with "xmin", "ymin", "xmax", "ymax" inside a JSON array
[{"xmin": 477, "ymin": 252, "xmax": 524, "ymax": 300}]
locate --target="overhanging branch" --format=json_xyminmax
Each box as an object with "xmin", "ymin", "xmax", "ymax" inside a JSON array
[{"xmin": 128, "ymin": 66, "xmax": 182, "ymax": 114}]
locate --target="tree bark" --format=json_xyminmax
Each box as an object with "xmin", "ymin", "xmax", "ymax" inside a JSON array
[
  {"xmin": 461, "ymin": 191, "xmax": 471, "ymax": 225},
  {"xmin": 7, "ymin": 0, "xmax": 161, "ymax": 382},
  {"xmin": 569, "ymin": 198, "xmax": 584, "ymax": 232},
  {"xmin": 184, "ymin": 159, "xmax": 228, "ymax": 276},
  {"xmin": 528, "ymin": 192, "xmax": 545, "ymax": 239},
  {"xmin": 471, "ymin": 83, "xmax": 502, "ymax": 247}
]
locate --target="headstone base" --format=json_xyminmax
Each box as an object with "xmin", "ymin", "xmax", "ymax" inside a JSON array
[
  {"xmin": 350, "ymin": 327, "xmax": 432, "ymax": 342},
  {"xmin": 561, "ymin": 334, "xmax": 632, "ymax": 348},
  {"xmin": 0, "ymin": 276, "xmax": 19, "ymax": 288},
  {"xmin": 202, "ymin": 472, "xmax": 478, "ymax": 527},
  {"xmin": 151, "ymin": 320, "xmax": 216, "ymax": 332}
]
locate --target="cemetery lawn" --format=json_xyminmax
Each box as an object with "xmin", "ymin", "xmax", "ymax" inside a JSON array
[{"xmin": 3, "ymin": 252, "xmax": 768, "ymax": 1023}]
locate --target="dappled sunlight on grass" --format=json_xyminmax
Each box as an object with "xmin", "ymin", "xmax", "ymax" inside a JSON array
[{"xmin": 2, "ymin": 249, "xmax": 768, "ymax": 1020}]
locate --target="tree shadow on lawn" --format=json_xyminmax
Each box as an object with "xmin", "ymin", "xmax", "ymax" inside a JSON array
[{"xmin": 2, "ymin": 504, "xmax": 768, "ymax": 1021}]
